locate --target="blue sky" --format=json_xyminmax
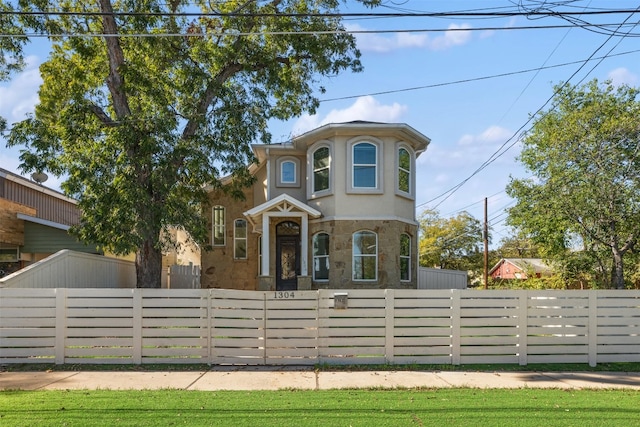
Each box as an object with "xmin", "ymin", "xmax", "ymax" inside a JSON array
[{"xmin": 2, "ymin": 1, "xmax": 640, "ymax": 246}]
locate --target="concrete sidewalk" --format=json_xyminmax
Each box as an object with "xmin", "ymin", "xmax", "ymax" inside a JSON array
[{"xmin": 2, "ymin": 367, "xmax": 640, "ymax": 391}]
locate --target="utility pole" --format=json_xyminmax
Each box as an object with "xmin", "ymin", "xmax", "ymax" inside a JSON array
[{"xmin": 483, "ymin": 197, "xmax": 489, "ymax": 289}]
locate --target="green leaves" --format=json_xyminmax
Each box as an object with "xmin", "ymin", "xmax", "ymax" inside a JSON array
[
  {"xmin": 5, "ymin": 0, "xmax": 380, "ymax": 287},
  {"xmin": 418, "ymin": 208, "xmax": 483, "ymax": 272},
  {"xmin": 507, "ymin": 79, "xmax": 640, "ymax": 288}
]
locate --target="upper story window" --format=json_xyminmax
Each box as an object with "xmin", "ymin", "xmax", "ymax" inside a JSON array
[
  {"xmin": 398, "ymin": 147, "xmax": 411, "ymax": 194},
  {"xmin": 234, "ymin": 219, "xmax": 247, "ymax": 259},
  {"xmin": 347, "ymin": 138, "xmax": 382, "ymax": 194},
  {"xmin": 313, "ymin": 232, "xmax": 330, "ymax": 281},
  {"xmin": 400, "ymin": 233, "xmax": 411, "ymax": 282},
  {"xmin": 212, "ymin": 206, "xmax": 225, "ymax": 246},
  {"xmin": 276, "ymin": 157, "xmax": 300, "ymax": 187},
  {"xmin": 281, "ymin": 161, "xmax": 295, "ymax": 183},
  {"xmin": 352, "ymin": 230, "xmax": 377, "ymax": 281},
  {"xmin": 353, "ymin": 142, "xmax": 377, "ymax": 188},
  {"xmin": 312, "ymin": 146, "xmax": 330, "ymax": 193}
]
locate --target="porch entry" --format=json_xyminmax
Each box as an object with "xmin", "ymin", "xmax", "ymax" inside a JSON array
[{"xmin": 275, "ymin": 221, "xmax": 300, "ymax": 291}]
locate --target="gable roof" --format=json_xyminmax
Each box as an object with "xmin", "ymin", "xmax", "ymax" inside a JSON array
[
  {"xmin": 243, "ymin": 194, "xmax": 322, "ymax": 230},
  {"xmin": 489, "ymin": 258, "xmax": 553, "ymax": 276}
]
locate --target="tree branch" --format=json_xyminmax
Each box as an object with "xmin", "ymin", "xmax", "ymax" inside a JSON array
[
  {"xmin": 98, "ymin": 0, "xmax": 131, "ymax": 119},
  {"xmin": 88, "ymin": 104, "xmax": 118, "ymax": 127}
]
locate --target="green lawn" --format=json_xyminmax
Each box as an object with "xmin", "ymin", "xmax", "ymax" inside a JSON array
[{"xmin": 1, "ymin": 389, "xmax": 639, "ymax": 426}]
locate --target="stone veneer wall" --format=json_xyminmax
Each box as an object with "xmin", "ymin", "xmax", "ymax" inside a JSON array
[
  {"xmin": 201, "ymin": 191, "xmax": 418, "ymax": 290},
  {"xmin": 0, "ymin": 198, "xmax": 37, "ymax": 246},
  {"xmin": 309, "ymin": 219, "xmax": 417, "ymax": 289},
  {"xmin": 200, "ymin": 187, "xmax": 259, "ymax": 290}
]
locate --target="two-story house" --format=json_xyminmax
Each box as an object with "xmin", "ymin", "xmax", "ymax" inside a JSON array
[{"xmin": 201, "ymin": 121, "xmax": 430, "ymax": 291}]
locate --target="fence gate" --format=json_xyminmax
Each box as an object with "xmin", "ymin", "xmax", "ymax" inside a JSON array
[{"xmin": 168, "ymin": 264, "xmax": 201, "ymax": 289}]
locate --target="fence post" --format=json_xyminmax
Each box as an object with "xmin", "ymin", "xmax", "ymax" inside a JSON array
[
  {"xmin": 518, "ymin": 291, "xmax": 528, "ymax": 366},
  {"xmin": 385, "ymin": 289, "xmax": 395, "ymax": 364},
  {"xmin": 315, "ymin": 290, "xmax": 320, "ymax": 363},
  {"xmin": 207, "ymin": 289, "xmax": 213, "ymax": 366},
  {"xmin": 210, "ymin": 289, "xmax": 218, "ymax": 365},
  {"xmin": 451, "ymin": 290, "xmax": 461, "ymax": 365},
  {"xmin": 132, "ymin": 289, "xmax": 142, "ymax": 364},
  {"xmin": 55, "ymin": 288, "xmax": 67, "ymax": 364},
  {"xmin": 262, "ymin": 291, "xmax": 267, "ymax": 365},
  {"xmin": 588, "ymin": 291, "xmax": 598, "ymax": 367}
]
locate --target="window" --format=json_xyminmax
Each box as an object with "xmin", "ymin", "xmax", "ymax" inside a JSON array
[
  {"xmin": 212, "ymin": 206, "xmax": 225, "ymax": 246},
  {"xmin": 281, "ymin": 160, "xmax": 296, "ymax": 184},
  {"xmin": 233, "ymin": 219, "xmax": 247, "ymax": 259},
  {"xmin": 353, "ymin": 142, "xmax": 377, "ymax": 188},
  {"xmin": 277, "ymin": 157, "xmax": 300, "ymax": 187},
  {"xmin": 313, "ymin": 233, "xmax": 330, "ymax": 281},
  {"xmin": 347, "ymin": 139, "xmax": 382, "ymax": 194},
  {"xmin": 0, "ymin": 246, "xmax": 19, "ymax": 262},
  {"xmin": 400, "ymin": 234, "xmax": 411, "ymax": 281},
  {"xmin": 398, "ymin": 147, "xmax": 411, "ymax": 194},
  {"xmin": 313, "ymin": 146, "xmax": 330, "ymax": 193},
  {"xmin": 353, "ymin": 230, "xmax": 377, "ymax": 281}
]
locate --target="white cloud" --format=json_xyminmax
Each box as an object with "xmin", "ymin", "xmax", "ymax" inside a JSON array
[
  {"xmin": 428, "ymin": 24, "xmax": 473, "ymax": 51},
  {"xmin": 434, "ymin": 173, "xmax": 449, "ymax": 183},
  {"xmin": 607, "ymin": 67, "xmax": 637, "ymax": 87},
  {"xmin": 349, "ymin": 23, "xmax": 473, "ymax": 53},
  {"xmin": 292, "ymin": 96, "xmax": 408, "ymax": 135},
  {"xmin": 458, "ymin": 125, "xmax": 512, "ymax": 146},
  {"xmin": 0, "ymin": 55, "xmax": 42, "ymax": 123},
  {"xmin": 424, "ymin": 125, "xmax": 515, "ymax": 168}
]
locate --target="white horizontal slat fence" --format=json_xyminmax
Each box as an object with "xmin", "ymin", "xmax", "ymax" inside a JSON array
[
  {"xmin": 2, "ymin": 288, "xmax": 640, "ymax": 366},
  {"xmin": 318, "ymin": 289, "xmax": 388, "ymax": 365}
]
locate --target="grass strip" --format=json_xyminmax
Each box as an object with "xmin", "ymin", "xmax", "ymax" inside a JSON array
[{"xmin": 1, "ymin": 388, "xmax": 639, "ymax": 426}]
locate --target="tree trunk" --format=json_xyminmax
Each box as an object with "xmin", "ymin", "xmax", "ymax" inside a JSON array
[
  {"xmin": 611, "ymin": 247, "xmax": 625, "ymax": 290},
  {"xmin": 135, "ymin": 237, "xmax": 163, "ymax": 288}
]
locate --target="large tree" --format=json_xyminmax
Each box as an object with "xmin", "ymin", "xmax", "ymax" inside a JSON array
[
  {"xmin": 418, "ymin": 208, "xmax": 484, "ymax": 273},
  {"xmin": 507, "ymin": 80, "xmax": 640, "ymax": 289},
  {"xmin": 3, "ymin": 0, "xmax": 381, "ymax": 287}
]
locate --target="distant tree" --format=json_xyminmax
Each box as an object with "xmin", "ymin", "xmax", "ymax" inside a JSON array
[
  {"xmin": 4, "ymin": 0, "xmax": 382, "ymax": 288},
  {"xmin": 418, "ymin": 209, "xmax": 484, "ymax": 273},
  {"xmin": 507, "ymin": 80, "xmax": 640, "ymax": 289},
  {"xmin": 495, "ymin": 233, "xmax": 542, "ymax": 259}
]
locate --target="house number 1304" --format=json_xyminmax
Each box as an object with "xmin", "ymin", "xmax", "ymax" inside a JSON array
[{"xmin": 274, "ymin": 291, "xmax": 295, "ymax": 299}]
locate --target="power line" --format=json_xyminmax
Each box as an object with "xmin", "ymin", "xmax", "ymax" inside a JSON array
[
  {"xmin": 2, "ymin": 9, "xmax": 639, "ymax": 18},
  {"xmin": 3, "ymin": 21, "xmax": 640, "ymax": 38},
  {"xmin": 321, "ymin": 48, "xmax": 640, "ymax": 103},
  {"xmin": 417, "ymin": 7, "xmax": 640, "ymax": 212}
]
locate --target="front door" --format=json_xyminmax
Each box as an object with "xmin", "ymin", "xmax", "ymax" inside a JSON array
[{"xmin": 275, "ymin": 221, "xmax": 301, "ymax": 291}]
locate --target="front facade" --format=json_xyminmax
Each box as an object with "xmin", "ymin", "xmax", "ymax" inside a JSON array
[{"xmin": 201, "ymin": 122, "xmax": 430, "ymax": 290}]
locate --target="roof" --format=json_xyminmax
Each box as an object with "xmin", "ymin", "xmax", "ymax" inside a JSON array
[
  {"xmin": 250, "ymin": 121, "xmax": 431, "ymax": 164},
  {"xmin": 0, "ymin": 167, "xmax": 76, "ymax": 204},
  {"xmin": 243, "ymin": 193, "xmax": 322, "ymax": 230},
  {"xmin": 489, "ymin": 258, "xmax": 553, "ymax": 276}
]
